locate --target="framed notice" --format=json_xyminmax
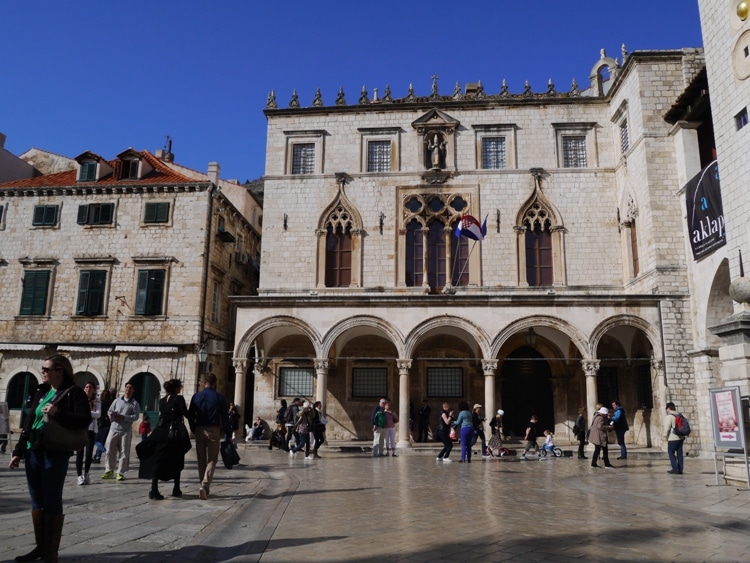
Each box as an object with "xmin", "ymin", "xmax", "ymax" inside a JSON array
[{"xmin": 709, "ymin": 387, "xmax": 746, "ymax": 449}]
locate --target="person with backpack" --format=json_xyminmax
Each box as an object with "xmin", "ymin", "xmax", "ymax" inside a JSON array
[
  {"xmin": 371, "ymin": 398, "xmax": 387, "ymax": 457},
  {"xmin": 611, "ymin": 400, "xmax": 629, "ymax": 460},
  {"xmin": 664, "ymin": 402, "xmax": 687, "ymax": 474}
]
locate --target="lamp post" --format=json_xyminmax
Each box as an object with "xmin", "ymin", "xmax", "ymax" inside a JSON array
[{"xmin": 197, "ymin": 346, "xmax": 208, "ymax": 364}]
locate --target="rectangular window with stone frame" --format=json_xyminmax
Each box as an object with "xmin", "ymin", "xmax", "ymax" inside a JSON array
[
  {"xmin": 352, "ymin": 367, "xmax": 388, "ymax": 398},
  {"xmin": 562, "ymin": 135, "xmax": 588, "ymax": 168},
  {"xmin": 619, "ymin": 120, "xmax": 629, "ymax": 154},
  {"xmin": 481, "ymin": 137, "xmax": 507, "ymax": 169},
  {"xmin": 32, "ymin": 205, "xmax": 59, "ymax": 227},
  {"xmin": 367, "ymin": 140, "xmax": 391, "ymax": 172},
  {"xmin": 135, "ymin": 269, "xmax": 165, "ymax": 316},
  {"xmin": 291, "ymin": 143, "xmax": 315, "ymax": 174},
  {"xmin": 279, "ymin": 367, "xmax": 314, "ymax": 397}
]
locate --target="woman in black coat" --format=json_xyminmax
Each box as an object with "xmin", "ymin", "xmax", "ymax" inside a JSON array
[
  {"xmin": 137, "ymin": 379, "xmax": 190, "ymax": 500},
  {"xmin": 9, "ymin": 354, "xmax": 91, "ymax": 563}
]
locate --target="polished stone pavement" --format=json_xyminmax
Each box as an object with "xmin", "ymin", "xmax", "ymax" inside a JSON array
[{"xmin": 2, "ymin": 442, "xmax": 750, "ymax": 562}]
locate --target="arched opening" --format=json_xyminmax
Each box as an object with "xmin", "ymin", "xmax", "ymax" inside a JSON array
[
  {"xmin": 75, "ymin": 371, "xmax": 98, "ymax": 389},
  {"xmin": 501, "ymin": 346, "xmax": 553, "ymax": 437},
  {"xmin": 129, "ymin": 372, "xmax": 161, "ymax": 426},
  {"xmin": 7, "ymin": 372, "xmax": 39, "ymax": 426}
]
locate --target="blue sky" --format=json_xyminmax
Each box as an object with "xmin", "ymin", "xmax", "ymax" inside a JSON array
[{"xmin": 1, "ymin": 1, "xmax": 703, "ymax": 182}]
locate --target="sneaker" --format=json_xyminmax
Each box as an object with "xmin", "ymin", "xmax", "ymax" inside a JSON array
[
  {"xmin": 116, "ymin": 473, "xmax": 125, "ymax": 481},
  {"xmin": 442, "ymin": 457, "xmax": 452, "ymax": 463},
  {"xmin": 77, "ymin": 475, "xmax": 85, "ymax": 486},
  {"xmin": 101, "ymin": 471, "xmax": 114, "ymax": 479},
  {"xmin": 83, "ymin": 473, "xmax": 90, "ymax": 485},
  {"xmin": 304, "ymin": 456, "xmax": 313, "ymax": 460},
  {"xmin": 313, "ymin": 453, "xmax": 322, "ymax": 459},
  {"xmin": 289, "ymin": 450, "xmax": 295, "ymax": 457},
  {"xmin": 436, "ymin": 456, "xmax": 443, "ymax": 461},
  {"xmin": 391, "ymin": 453, "xmax": 398, "ymax": 457},
  {"xmin": 199, "ymin": 487, "xmax": 208, "ymax": 500}
]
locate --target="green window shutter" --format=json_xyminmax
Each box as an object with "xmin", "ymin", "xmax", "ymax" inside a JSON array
[
  {"xmin": 45, "ymin": 205, "xmax": 58, "ymax": 225},
  {"xmin": 144, "ymin": 203, "xmax": 157, "ymax": 223},
  {"xmin": 77, "ymin": 205, "xmax": 89, "ymax": 225},
  {"xmin": 20, "ymin": 270, "xmax": 50, "ymax": 315},
  {"xmin": 32, "ymin": 206, "xmax": 46, "ymax": 226},
  {"xmin": 155, "ymin": 202, "xmax": 169, "ymax": 222},
  {"xmin": 135, "ymin": 270, "xmax": 149, "ymax": 314},
  {"xmin": 99, "ymin": 203, "xmax": 114, "ymax": 224},
  {"xmin": 76, "ymin": 271, "xmax": 91, "ymax": 315}
]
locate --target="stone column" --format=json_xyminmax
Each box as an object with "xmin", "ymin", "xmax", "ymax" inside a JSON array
[
  {"xmin": 549, "ymin": 377, "xmax": 568, "ymax": 438},
  {"xmin": 482, "ymin": 359, "xmax": 498, "ymax": 436},
  {"xmin": 581, "ymin": 359, "xmax": 600, "ymax": 427},
  {"xmin": 514, "ymin": 225, "xmax": 528, "ymax": 287},
  {"xmin": 421, "ymin": 229, "xmax": 430, "ymax": 291},
  {"xmin": 314, "ymin": 359, "xmax": 329, "ymax": 411},
  {"xmin": 232, "ymin": 358, "xmax": 248, "ymax": 437},
  {"xmin": 397, "ymin": 359, "xmax": 412, "ymax": 448}
]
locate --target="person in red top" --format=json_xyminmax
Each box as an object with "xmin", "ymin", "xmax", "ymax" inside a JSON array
[{"xmin": 138, "ymin": 414, "xmax": 151, "ymax": 442}]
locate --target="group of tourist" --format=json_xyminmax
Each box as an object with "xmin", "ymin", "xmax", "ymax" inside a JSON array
[{"xmin": 266, "ymin": 397, "xmax": 328, "ymax": 459}]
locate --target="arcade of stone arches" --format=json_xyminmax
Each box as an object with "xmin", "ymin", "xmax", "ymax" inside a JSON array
[{"xmin": 233, "ymin": 313, "xmax": 664, "ymax": 446}]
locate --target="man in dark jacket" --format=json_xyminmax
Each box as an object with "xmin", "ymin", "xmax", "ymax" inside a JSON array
[
  {"xmin": 188, "ymin": 373, "xmax": 230, "ymax": 500},
  {"xmin": 611, "ymin": 400, "xmax": 629, "ymax": 460}
]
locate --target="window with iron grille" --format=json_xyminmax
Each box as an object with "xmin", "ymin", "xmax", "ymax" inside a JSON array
[
  {"xmin": 620, "ymin": 120, "xmax": 629, "ymax": 154},
  {"xmin": 20, "ymin": 270, "xmax": 51, "ymax": 316},
  {"xmin": 596, "ymin": 366, "xmax": 619, "ymax": 406},
  {"xmin": 32, "ymin": 205, "xmax": 59, "ymax": 227},
  {"xmin": 427, "ymin": 367, "xmax": 463, "ymax": 397},
  {"xmin": 562, "ymin": 136, "xmax": 587, "ymax": 168},
  {"xmin": 291, "ymin": 143, "xmax": 315, "ymax": 174},
  {"xmin": 79, "ymin": 161, "xmax": 97, "ymax": 181},
  {"xmin": 279, "ymin": 367, "xmax": 314, "ymax": 397},
  {"xmin": 352, "ymin": 367, "xmax": 387, "ymax": 398},
  {"xmin": 636, "ymin": 363, "xmax": 653, "ymax": 408},
  {"xmin": 135, "ymin": 269, "xmax": 165, "ymax": 316},
  {"xmin": 76, "ymin": 270, "xmax": 107, "ymax": 316},
  {"xmin": 143, "ymin": 202, "xmax": 170, "ymax": 224},
  {"xmin": 367, "ymin": 140, "xmax": 391, "ymax": 172},
  {"xmin": 481, "ymin": 137, "xmax": 507, "ymax": 169}
]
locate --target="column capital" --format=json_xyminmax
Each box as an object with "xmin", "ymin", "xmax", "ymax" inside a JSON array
[
  {"xmin": 581, "ymin": 359, "xmax": 600, "ymax": 377},
  {"xmin": 314, "ymin": 358, "xmax": 330, "ymax": 371},
  {"xmin": 397, "ymin": 359, "xmax": 412, "ymax": 372},
  {"xmin": 481, "ymin": 359, "xmax": 498, "ymax": 375},
  {"xmin": 232, "ymin": 358, "xmax": 248, "ymax": 373}
]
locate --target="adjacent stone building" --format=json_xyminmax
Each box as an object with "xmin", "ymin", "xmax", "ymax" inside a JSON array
[
  {"xmin": 0, "ymin": 148, "xmax": 262, "ymax": 427},
  {"xmin": 234, "ymin": 48, "xmax": 707, "ymax": 451}
]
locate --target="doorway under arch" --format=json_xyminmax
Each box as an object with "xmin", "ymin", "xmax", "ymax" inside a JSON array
[
  {"xmin": 129, "ymin": 372, "xmax": 161, "ymax": 426},
  {"xmin": 501, "ymin": 346, "xmax": 553, "ymax": 437}
]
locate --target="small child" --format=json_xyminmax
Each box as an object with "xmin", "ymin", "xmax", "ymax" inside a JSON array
[
  {"xmin": 138, "ymin": 413, "xmax": 151, "ymax": 442},
  {"xmin": 541, "ymin": 430, "xmax": 555, "ymax": 457}
]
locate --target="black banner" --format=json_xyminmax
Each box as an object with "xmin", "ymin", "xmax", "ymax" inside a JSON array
[{"xmin": 685, "ymin": 160, "xmax": 726, "ymax": 260}]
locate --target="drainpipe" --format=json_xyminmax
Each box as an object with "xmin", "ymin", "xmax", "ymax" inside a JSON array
[{"xmin": 197, "ymin": 180, "xmax": 215, "ymax": 393}]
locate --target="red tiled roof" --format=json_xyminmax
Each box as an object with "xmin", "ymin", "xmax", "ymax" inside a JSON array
[{"xmin": 0, "ymin": 150, "xmax": 203, "ymax": 189}]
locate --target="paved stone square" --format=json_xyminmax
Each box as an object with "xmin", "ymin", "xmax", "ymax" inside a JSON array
[{"xmin": 2, "ymin": 444, "xmax": 750, "ymax": 562}]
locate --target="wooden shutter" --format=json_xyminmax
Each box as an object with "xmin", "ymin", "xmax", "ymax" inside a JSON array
[
  {"xmin": 20, "ymin": 270, "xmax": 50, "ymax": 315},
  {"xmin": 77, "ymin": 205, "xmax": 89, "ymax": 225}
]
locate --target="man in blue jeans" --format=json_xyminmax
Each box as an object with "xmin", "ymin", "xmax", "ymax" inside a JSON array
[
  {"xmin": 664, "ymin": 402, "xmax": 685, "ymax": 474},
  {"xmin": 611, "ymin": 400, "xmax": 629, "ymax": 460}
]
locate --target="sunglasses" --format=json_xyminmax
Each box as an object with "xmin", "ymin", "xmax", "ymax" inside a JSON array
[{"xmin": 41, "ymin": 367, "xmax": 61, "ymax": 373}]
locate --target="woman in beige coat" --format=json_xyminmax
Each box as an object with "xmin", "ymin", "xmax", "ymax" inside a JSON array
[{"xmin": 589, "ymin": 406, "xmax": 614, "ymax": 468}]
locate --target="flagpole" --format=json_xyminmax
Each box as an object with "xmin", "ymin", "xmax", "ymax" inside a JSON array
[{"xmin": 454, "ymin": 239, "xmax": 479, "ymax": 287}]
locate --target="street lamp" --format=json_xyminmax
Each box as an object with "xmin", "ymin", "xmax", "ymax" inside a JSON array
[
  {"xmin": 525, "ymin": 328, "xmax": 537, "ymax": 347},
  {"xmin": 197, "ymin": 346, "xmax": 208, "ymax": 363}
]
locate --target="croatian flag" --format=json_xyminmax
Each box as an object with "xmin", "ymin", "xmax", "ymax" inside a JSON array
[{"xmin": 454, "ymin": 214, "xmax": 487, "ymax": 241}]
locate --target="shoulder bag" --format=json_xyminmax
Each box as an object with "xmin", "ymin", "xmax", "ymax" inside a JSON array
[{"xmin": 42, "ymin": 387, "xmax": 89, "ymax": 452}]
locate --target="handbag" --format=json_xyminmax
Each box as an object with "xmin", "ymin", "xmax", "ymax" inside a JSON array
[
  {"xmin": 42, "ymin": 387, "xmax": 89, "ymax": 452},
  {"xmin": 167, "ymin": 410, "xmax": 192, "ymax": 455},
  {"xmin": 449, "ymin": 426, "xmax": 457, "ymax": 441}
]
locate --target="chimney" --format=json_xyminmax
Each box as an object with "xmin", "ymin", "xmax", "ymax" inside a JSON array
[
  {"xmin": 0, "ymin": 132, "xmax": 6, "ymax": 148},
  {"xmin": 208, "ymin": 162, "xmax": 220, "ymax": 185}
]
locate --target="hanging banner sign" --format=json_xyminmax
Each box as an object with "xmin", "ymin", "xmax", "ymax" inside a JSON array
[{"xmin": 685, "ymin": 160, "xmax": 726, "ymax": 260}]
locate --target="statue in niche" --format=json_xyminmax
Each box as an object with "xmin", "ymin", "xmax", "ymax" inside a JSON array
[{"xmin": 426, "ymin": 133, "xmax": 446, "ymax": 169}]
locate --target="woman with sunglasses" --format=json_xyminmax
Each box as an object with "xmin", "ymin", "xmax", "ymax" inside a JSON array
[{"xmin": 8, "ymin": 354, "xmax": 91, "ymax": 563}]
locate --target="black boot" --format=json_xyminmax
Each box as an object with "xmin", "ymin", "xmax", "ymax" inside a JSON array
[
  {"xmin": 149, "ymin": 479, "xmax": 164, "ymax": 500},
  {"xmin": 15, "ymin": 509, "xmax": 45, "ymax": 562},
  {"xmin": 44, "ymin": 514, "xmax": 64, "ymax": 563},
  {"xmin": 172, "ymin": 476, "xmax": 182, "ymax": 497}
]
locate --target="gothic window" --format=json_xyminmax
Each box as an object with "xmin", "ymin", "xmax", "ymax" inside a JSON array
[
  {"xmin": 630, "ymin": 219, "xmax": 639, "ymax": 277},
  {"xmin": 525, "ymin": 218, "xmax": 553, "ymax": 286},
  {"xmin": 427, "ymin": 220, "xmax": 447, "ymax": 289},
  {"xmin": 325, "ymin": 223, "xmax": 352, "ymax": 287},
  {"xmin": 451, "ymin": 226, "xmax": 469, "ymax": 286},
  {"xmin": 405, "ymin": 219, "xmax": 424, "ymax": 287}
]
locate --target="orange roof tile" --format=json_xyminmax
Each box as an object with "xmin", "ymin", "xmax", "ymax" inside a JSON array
[{"xmin": 0, "ymin": 150, "xmax": 203, "ymax": 189}]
